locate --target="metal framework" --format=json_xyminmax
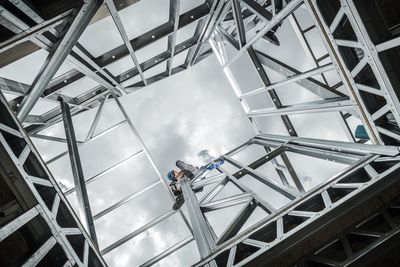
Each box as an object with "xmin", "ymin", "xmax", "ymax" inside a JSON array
[
  {"xmin": 188, "ymin": 135, "xmax": 400, "ymax": 266},
  {"xmin": 1, "ymin": 0, "xmax": 400, "ymax": 266},
  {"xmin": 188, "ymin": 0, "xmax": 400, "ymax": 265},
  {"xmin": 0, "ymin": 90, "xmax": 105, "ymax": 266}
]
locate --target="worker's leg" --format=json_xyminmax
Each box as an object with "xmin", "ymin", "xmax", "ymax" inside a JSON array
[
  {"xmin": 172, "ymin": 195, "xmax": 184, "ymax": 210},
  {"xmin": 170, "ymin": 181, "xmax": 185, "ymax": 210},
  {"xmin": 176, "ymin": 160, "xmax": 198, "ymax": 175}
]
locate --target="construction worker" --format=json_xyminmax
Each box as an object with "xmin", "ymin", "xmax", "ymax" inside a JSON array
[
  {"xmin": 167, "ymin": 161, "xmax": 200, "ymax": 210},
  {"xmin": 167, "ymin": 159, "xmax": 225, "ymax": 210}
]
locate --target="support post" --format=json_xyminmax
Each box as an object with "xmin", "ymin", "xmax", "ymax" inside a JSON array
[
  {"xmin": 59, "ymin": 97, "xmax": 98, "ymax": 247},
  {"xmin": 180, "ymin": 177, "xmax": 216, "ymax": 259}
]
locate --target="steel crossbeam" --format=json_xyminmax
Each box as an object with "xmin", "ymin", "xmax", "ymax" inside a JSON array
[{"xmin": 161, "ymin": 132, "xmax": 399, "ymax": 266}]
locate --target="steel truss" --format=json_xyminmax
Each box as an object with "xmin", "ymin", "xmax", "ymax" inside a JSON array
[
  {"xmin": 0, "ymin": 90, "xmax": 105, "ymax": 266},
  {"xmin": 297, "ymin": 196, "xmax": 400, "ymax": 266},
  {"xmin": 0, "ymin": 0, "xmax": 220, "ymax": 135},
  {"xmin": 304, "ymin": 0, "xmax": 400, "ymax": 145},
  {"xmin": 185, "ymin": 0, "xmax": 400, "ymax": 266},
  {"xmin": 0, "ymin": 0, "xmax": 219, "ymax": 265},
  {"xmin": 189, "ymin": 135, "xmax": 400, "ymax": 266},
  {"xmin": 1, "ymin": 0, "xmax": 400, "ymax": 266}
]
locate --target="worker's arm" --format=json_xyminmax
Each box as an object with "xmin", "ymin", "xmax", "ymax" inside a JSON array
[{"xmin": 175, "ymin": 171, "xmax": 185, "ymax": 180}]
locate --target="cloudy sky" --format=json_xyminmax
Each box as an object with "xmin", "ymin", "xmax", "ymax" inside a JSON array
[
  {"xmin": 0, "ymin": 2, "xmax": 362, "ymax": 266},
  {"xmin": 5, "ymin": 52, "xmax": 256, "ymax": 266}
]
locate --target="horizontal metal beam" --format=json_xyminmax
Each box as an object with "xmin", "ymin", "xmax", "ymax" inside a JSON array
[
  {"xmin": 241, "ymin": 63, "xmax": 336, "ymax": 98},
  {"xmin": 140, "ymin": 236, "xmax": 194, "ymax": 267},
  {"xmin": 255, "ymin": 134, "xmax": 400, "ymax": 156},
  {"xmin": 247, "ymin": 98, "xmax": 354, "ymax": 117},
  {"xmin": 0, "ymin": 206, "xmax": 39, "ymax": 242},
  {"xmin": 93, "ymin": 180, "xmax": 160, "ymax": 220},
  {"xmin": 200, "ymin": 193, "xmax": 252, "ymax": 212},
  {"xmin": 255, "ymin": 50, "xmax": 343, "ymax": 99},
  {"xmin": 97, "ymin": 3, "xmax": 211, "ymax": 67},
  {"xmin": 9, "ymin": 0, "xmax": 44, "ymax": 24},
  {"xmin": 101, "ymin": 209, "xmax": 177, "ymax": 255}
]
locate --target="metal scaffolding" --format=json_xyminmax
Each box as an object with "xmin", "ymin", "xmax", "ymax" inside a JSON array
[
  {"xmin": 1, "ymin": 0, "xmax": 400, "ymax": 266},
  {"xmin": 0, "ymin": 90, "xmax": 105, "ymax": 266},
  {"xmin": 187, "ymin": 135, "xmax": 400, "ymax": 266}
]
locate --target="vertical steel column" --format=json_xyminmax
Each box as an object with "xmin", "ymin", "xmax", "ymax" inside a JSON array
[
  {"xmin": 59, "ymin": 97, "xmax": 98, "ymax": 246},
  {"xmin": 180, "ymin": 177, "xmax": 216, "ymax": 259}
]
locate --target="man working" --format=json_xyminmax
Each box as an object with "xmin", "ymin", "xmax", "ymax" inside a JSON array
[
  {"xmin": 166, "ymin": 159, "xmax": 225, "ymax": 210},
  {"xmin": 167, "ymin": 160, "xmax": 200, "ymax": 210}
]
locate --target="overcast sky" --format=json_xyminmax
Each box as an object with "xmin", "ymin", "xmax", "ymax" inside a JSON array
[
  {"xmin": 10, "ymin": 52, "xmax": 256, "ymax": 266},
  {"xmin": 0, "ymin": 2, "xmax": 363, "ymax": 266}
]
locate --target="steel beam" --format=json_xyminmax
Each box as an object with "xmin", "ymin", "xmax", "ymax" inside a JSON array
[
  {"xmin": 247, "ymin": 98, "xmax": 354, "ymax": 117},
  {"xmin": 376, "ymin": 36, "xmax": 400, "ymax": 53},
  {"xmin": 225, "ymin": 0, "xmax": 302, "ymax": 67},
  {"xmin": 0, "ymin": 76, "xmax": 30, "ymax": 96},
  {"xmin": 105, "ymin": 0, "xmax": 147, "ymax": 85},
  {"xmin": 241, "ymin": 63, "xmax": 336, "ymax": 98},
  {"xmin": 101, "ymin": 210, "xmax": 177, "ymax": 255},
  {"xmin": 22, "ymin": 237, "xmax": 57, "ymax": 266},
  {"xmin": 180, "ymin": 177, "xmax": 216, "ymax": 258},
  {"xmin": 246, "ymin": 47, "xmax": 298, "ymax": 137},
  {"xmin": 166, "ymin": 0, "xmax": 180, "ymax": 76},
  {"xmin": 303, "ymin": 0, "xmax": 382, "ymax": 144},
  {"xmin": 219, "ymin": 167, "xmax": 277, "ymax": 213},
  {"xmin": 255, "ymin": 50, "xmax": 344, "ymax": 99},
  {"xmin": 0, "ymin": 9, "xmax": 71, "ymax": 55},
  {"xmin": 0, "ymin": 92, "xmax": 106, "ymax": 266},
  {"xmin": 232, "ymin": 0, "xmax": 246, "ymax": 47},
  {"xmin": 242, "ymin": 161, "xmax": 400, "ymax": 266},
  {"xmin": 17, "ymin": 0, "xmax": 102, "ymax": 121},
  {"xmin": 0, "ymin": 5, "xmax": 29, "ymax": 32},
  {"xmin": 93, "ymin": 180, "xmax": 160, "ymax": 221},
  {"xmin": 200, "ymin": 193, "xmax": 252, "ymax": 212},
  {"xmin": 85, "ymin": 95, "xmax": 107, "ymax": 141},
  {"xmin": 9, "ymin": 0, "xmax": 44, "ymax": 24},
  {"xmin": 140, "ymin": 236, "xmax": 194, "ymax": 267},
  {"xmin": 217, "ymin": 199, "xmax": 257, "ymax": 244},
  {"xmin": 255, "ymin": 134, "xmax": 400, "ymax": 156},
  {"xmin": 0, "ymin": 206, "xmax": 39, "ymax": 242},
  {"xmin": 186, "ymin": 0, "xmax": 224, "ymax": 67},
  {"xmin": 59, "ymin": 97, "xmax": 98, "ymax": 246},
  {"xmin": 223, "ymin": 155, "xmax": 298, "ymax": 200}
]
